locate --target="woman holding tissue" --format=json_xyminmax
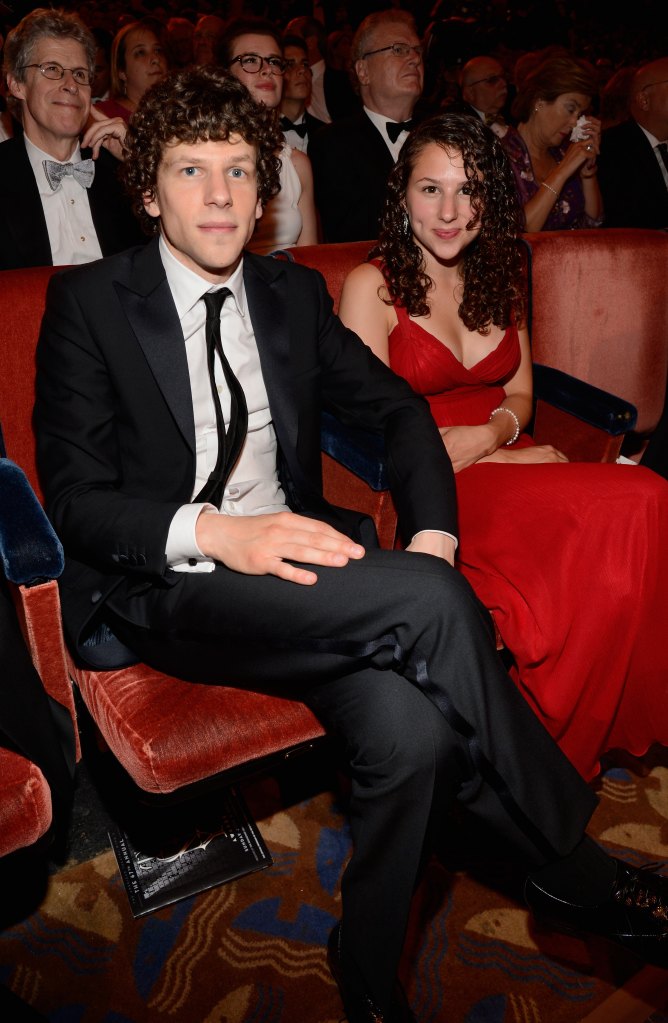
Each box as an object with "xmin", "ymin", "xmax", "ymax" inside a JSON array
[
  {"xmin": 500, "ymin": 55, "xmax": 603, "ymax": 230},
  {"xmin": 339, "ymin": 113, "xmax": 668, "ymax": 779}
]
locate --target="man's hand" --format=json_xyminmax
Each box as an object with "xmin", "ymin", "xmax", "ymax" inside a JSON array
[
  {"xmin": 82, "ymin": 107, "xmax": 128, "ymax": 161},
  {"xmin": 195, "ymin": 510, "xmax": 365, "ymax": 585},
  {"xmin": 406, "ymin": 531, "xmax": 456, "ymax": 567}
]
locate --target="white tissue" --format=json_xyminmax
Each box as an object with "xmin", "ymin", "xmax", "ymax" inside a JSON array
[{"xmin": 570, "ymin": 115, "xmax": 589, "ymax": 142}]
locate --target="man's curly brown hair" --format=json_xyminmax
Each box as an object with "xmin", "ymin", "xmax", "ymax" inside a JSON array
[
  {"xmin": 373, "ymin": 113, "xmax": 526, "ymax": 333},
  {"xmin": 123, "ymin": 66, "xmax": 282, "ymax": 235}
]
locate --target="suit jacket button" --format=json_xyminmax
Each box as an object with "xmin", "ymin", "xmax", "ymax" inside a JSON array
[{"xmin": 91, "ymin": 590, "xmax": 102, "ymax": 603}]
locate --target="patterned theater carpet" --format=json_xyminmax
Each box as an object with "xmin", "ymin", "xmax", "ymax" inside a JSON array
[{"xmin": 1, "ymin": 748, "xmax": 668, "ymax": 1023}]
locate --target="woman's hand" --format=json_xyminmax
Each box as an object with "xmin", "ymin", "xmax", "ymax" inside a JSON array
[
  {"xmin": 480, "ymin": 445, "xmax": 568, "ymax": 465},
  {"xmin": 439, "ymin": 423, "xmax": 498, "ymax": 473},
  {"xmin": 559, "ymin": 116, "xmax": 602, "ymax": 178}
]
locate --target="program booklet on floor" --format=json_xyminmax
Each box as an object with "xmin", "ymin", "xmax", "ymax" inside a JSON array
[{"xmin": 109, "ymin": 786, "xmax": 272, "ymax": 917}]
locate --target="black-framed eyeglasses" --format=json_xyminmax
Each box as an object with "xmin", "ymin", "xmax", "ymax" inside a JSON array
[
  {"xmin": 284, "ymin": 58, "xmax": 311, "ymax": 72},
  {"xmin": 229, "ymin": 53, "xmax": 286, "ymax": 76},
  {"xmin": 465, "ymin": 74, "xmax": 506, "ymax": 88},
  {"xmin": 20, "ymin": 62, "xmax": 93, "ymax": 86},
  {"xmin": 640, "ymin": 78, "xmax": 668, "ymax": 91},
  {"xmin": 362, "ymin": 43, "xmax": 422, "ymax": 60}
]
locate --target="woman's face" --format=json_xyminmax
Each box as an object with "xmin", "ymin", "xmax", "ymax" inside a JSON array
[
  {"xmin": 119, "ymin": 28, "xmax": 168, "ymax": 103},
  {"xmin": 534, "ymin": 92, "xmax": 590, "ymax": 146},
  {"xmin": 405, "ymin": 143, "xmax": 481, "ymax": 268},
  {"xmin": 227, "ymin": 32, "xmax": 284, "ymax": 110}
]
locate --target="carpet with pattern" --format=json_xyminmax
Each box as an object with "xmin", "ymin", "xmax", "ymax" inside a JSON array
[{"xmin": 1, "ymin": 747, "xmax": 668, "ymax": 1023}]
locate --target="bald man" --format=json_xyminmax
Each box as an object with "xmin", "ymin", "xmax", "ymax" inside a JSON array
[
  {"xmin": 454, "ymin": 55, "xmax": 509, "ymax": 135},
  {"xmin": 598, "ymin": 56, "xmax": 668, "ymax": 228}
]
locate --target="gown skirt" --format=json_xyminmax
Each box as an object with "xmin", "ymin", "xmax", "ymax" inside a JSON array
[{"xmin": 389, "ymin": 306, "xmax": 668, "ymax": 780}]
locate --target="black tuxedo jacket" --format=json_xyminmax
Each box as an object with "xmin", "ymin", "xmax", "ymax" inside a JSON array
[
  {"xmin": 34, "ymin": 238, "xmax": 457, "ymax": 655},
  {"xmin": 0, "ymin": 136, "xmax": 145, "ymax": 269},
  {"xmin": 309, "ymin": 111, "xmax": 395, "ymax": 242},
  {"xmin": 598, "ymin": 119, "xmax": 668, "ymax": 229}
]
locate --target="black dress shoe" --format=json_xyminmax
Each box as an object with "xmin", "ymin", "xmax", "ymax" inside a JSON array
[
  {"xmin": 327, "ymin": 923, "xmax": 417, "ymax": 1023},
  {"xmin": 525, "ymin": 858, "xmax": 668, "ymax": 967}
]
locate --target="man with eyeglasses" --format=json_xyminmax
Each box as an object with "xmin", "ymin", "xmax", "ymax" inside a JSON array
[
  {"xmin": 278, "ymin": 35, "xmax": 326, "ymax": 154},
  {"xmin": 455, "ymin": 55, "xmax": 510, "ymax": 137},
  {"xmin": 0, "ymin": 8, "xmax": 144, "ymax": 270},
  {"xmin": 598, "ymin": 56, "xmax": 668, "ymax": 229},
  {"xmin": 309, "ymin": 10, "xmax": 424, "ymax": 243}
]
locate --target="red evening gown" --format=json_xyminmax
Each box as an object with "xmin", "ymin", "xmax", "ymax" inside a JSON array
[{"xmin": 389, "ymin": 303, "xmax": 668, "ymax": 780}]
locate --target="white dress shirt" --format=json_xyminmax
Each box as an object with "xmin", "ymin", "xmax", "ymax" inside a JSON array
[
  {"xmin": 24, "ymin": 135, "xmax": 103, "ymax": 265},
  {"xmin": 364, "ymin": 107, "xmax": 410, "ymax": 161},
  {"xmin": 281, "ymin": 114, "xmax": 309, "ymax": 154},
  {"xmin": 162, "ymin": 240, "xmax": 288, "ymax": 572}
]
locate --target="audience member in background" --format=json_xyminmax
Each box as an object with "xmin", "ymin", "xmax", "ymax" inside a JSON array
[
  {"xmin": 453, "ymin": 55, "xmax": 510, "ymax": 136},
  {"xmin": 309, "ymin": 9, "xmax": 424, "ymax": 243},
  {"xmin": 500, "ymin": 55, "xmax": 603, "ymax": 230},
  {"xmin": 279, "ymin": 34, "xmax": 326, "ymax": 153},
  {"xmin": 598, "ymin": 56, "xmax": 668, "ymax": 229},
  {"xmin": 0, "ymin": 7, "xmax": 144, "ymax": 269},
  {"xmin": 338, "ymin": 112, "xmax": 668, "ymax": 783},
  {"xmin": 220, "ymin": 17, "xmax": 317, "ymax": 254},
  {"xmin": 91, "ymin": 27, "xmax": 112, "ymax": 102},
  {"xmin": 599, "ymin": 64, "xmax": 636, "ymax": 129},
  {"xmin": 166, "ymin": 16, "xmax": 194, "ymax": 70},
  {"xmin": 95, "ymin": 20, "xmax": 168, "ymax": 124},
  {"xmin": 192, "ymin": 14, "xmax": 226, "ymax": 68},
  {"xmin": 285, "ymin": 15, "xmax": 331, "ymax": 123}
]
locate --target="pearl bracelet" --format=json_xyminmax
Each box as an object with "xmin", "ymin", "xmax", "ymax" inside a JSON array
[
  {"xmin": 489, "ymin": 406, "xmax": 520, "ymax": 445},
  {"xmin": 541, "ymin": 180, "xmax": 559, "ymax": 197}
]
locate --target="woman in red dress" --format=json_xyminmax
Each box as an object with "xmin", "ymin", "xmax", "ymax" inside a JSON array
[{"xmin": 339, "ymin": 113, "xmax": 668, "ymax": 781}]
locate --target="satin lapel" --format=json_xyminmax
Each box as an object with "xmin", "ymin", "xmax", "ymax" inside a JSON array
[
  {"xmin": 243, "ymin": 255, "xmax": 299, "ymax": 458},
  {"xmin": 114, "ymin": 238, "xmax": 196, "ymax": 453}
]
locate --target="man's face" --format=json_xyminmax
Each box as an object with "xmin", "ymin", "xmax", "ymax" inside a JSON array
[
  {"xmin": 355, "ymin": 21, "xmax": 423, "ymax": 114},
  {"xmin": 283, "ymin": 45, "xmax": 312, "ymax": 104},
  {"xmin": 461, "ymin": 59, "xmax": 507, "ymax": 118},
  {"xmin": 144, "ymin": 137, "xmax": 263, "ymax": 284},
  {"xmin": 8, "ymin": 36, "xmax": 91, "ymax": 154}
]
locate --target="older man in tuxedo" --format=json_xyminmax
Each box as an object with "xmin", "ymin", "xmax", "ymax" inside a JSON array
[
  {"xmin": 0, "ymin": 8, "xmax": 144, "ymax": 270},
  {"xmin": 34, "ymin": 66, "xmax": 668, "ymax": 1023},
  {"xmin": 599, "ymin": 56, "xmax": 668, "ymax": 228},
  {"xmin": 309, "ymin": 10, "xmax": 424, "ymax": 242}
]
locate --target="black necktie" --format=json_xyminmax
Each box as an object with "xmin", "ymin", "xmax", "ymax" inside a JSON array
[
  {"xmin": 194, "ymin": 289, "xmax": 248, "ymax": 508},
  {"xmin": 280, "ymin": 116, "xmax": 308, "ymax": 138},
  {"xmin": 657, "ymin": 142, "xmax": 668, "ymax": 175},
  {"xmin": 386, "ymin": 120, "xmax": 413, "ymax": 143}
]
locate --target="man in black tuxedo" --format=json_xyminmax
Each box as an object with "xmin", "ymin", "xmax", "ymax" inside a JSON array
[
  {"xmin": 34, "ymin": 67, "xmax": 668, "ymax": 1023},
  {"xmin": 0, "ymin": 8, "xmax": 144, "ymax": 270},
  {"xmin": 599, "ymin": 56, "xmax": 668, "ymax": 229},
  {"xmin": 309, "ymin": 10, "xmax": 424, "ymax": 243},
  {"xmin": 279, "ymin": 35, "xmax": 326, "ymax": 153}
]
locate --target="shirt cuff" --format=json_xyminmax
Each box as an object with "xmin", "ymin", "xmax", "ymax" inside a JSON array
[
  {"xmin": 410, "ymin": 529, "xmax": 459, "ymax": 551},
  {"xmin": 166, "ymin": 503, "xmax": 217, "ymax": 573}
]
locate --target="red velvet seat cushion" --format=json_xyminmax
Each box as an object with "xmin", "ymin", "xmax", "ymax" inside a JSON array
[
  {"xmin": 70, "ymin": 659, "xmax": 325, "ymax": 794},
  {"xmin": 0, "ymin": 748, "xmax": 52, "ymax": 856},
  {"xmin": 526, "ymin": 228, "xmax": 668, "ymax": 436}
]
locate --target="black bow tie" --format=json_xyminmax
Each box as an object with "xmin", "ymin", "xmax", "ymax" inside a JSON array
[
  {"xmin": 280, "ymin": 116, "xmax": 308, "ymax": 139},
  {"xmin": 386, "ymin": 120, "xmax": 413, "ymax": 143}
]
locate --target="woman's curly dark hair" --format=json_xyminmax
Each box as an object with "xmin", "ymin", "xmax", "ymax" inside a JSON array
[
  {"xmin": 123, "ymin": 67, "xmax": 283, "ymax": 235},
  {"xmin": 373, "ymin": 113, "xmax": 526, "ymax": 333}
]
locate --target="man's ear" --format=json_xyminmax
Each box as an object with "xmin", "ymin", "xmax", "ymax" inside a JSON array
[
  {"xmin": 255, "ymin": 197, "xmax": 263, "ymax": 221},
  {"xmin": 143, "ymin": 190, "xmax": 160, "ymax": 218},
  {"xmin": 355, "ymin": 58, "xmax": 369, "ymax": 87},
  {"xmin": 7, "ymin": 74, "xmax": 26, "ymax": 101}
]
